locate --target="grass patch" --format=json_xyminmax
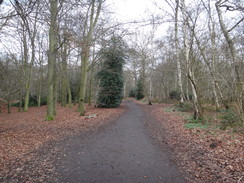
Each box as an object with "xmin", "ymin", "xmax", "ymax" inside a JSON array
[
  {"xmin": 184, "ymin": 116, "xmax": 209, "ymax": 129},
  {"xmin": 184, "ymin": 122, "xmax": 209, "ymax": 129},
  {"xmin": 162, "ymin": 107, "xmax": 175, "ymax": 112},
  {"xmin": 186, "ymin": 116, "xmax": 204, "ymax": 124},
  {"xmin": 45, "ymin": 115, "xmax": 54, "ymax": 121},
  {"xmin": 175, "ymin": 102, "xmax": 193, "ymax": 112}
]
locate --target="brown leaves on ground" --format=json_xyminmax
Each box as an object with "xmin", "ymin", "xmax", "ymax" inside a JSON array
[
  {"xmin": 0, "ymin": 104, "xmax": 124, "ymax": 182},
  {"xmin": 144, "ymin": 103, "xmax": 244, "ymax": 183}
]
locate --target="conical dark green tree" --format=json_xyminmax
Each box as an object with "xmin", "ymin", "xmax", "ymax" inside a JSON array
[
  {"xmin": 136, "ymin": 77, "xmax": 144, "ymax": 100},
  {"xmin": 97, "ymin": 36, "xmax": 125, "ymax": 108}
]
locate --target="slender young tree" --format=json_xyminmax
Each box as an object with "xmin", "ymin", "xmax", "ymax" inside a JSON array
[
  {"xmin": 181, "ymin": 0, "xmax": 203, "ymax": 119},
  {"xmin": 174, "ymin": 0, "xmax": 184, "ymax": 106}
]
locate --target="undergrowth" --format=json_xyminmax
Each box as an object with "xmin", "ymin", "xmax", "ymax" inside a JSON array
[
  {"xmin": 175, "ymin": 102, "xmax": 193, "ymax": 112},
  {"xmin": 184, "ymin": 123, "xmax": 209, "ymax": 129},
  {"xmin": 163, "ymin": 101, "xmax": 243, "ymax": 132},
  {"xmin": 219, "ymin": 110, "xmax": 241, "ymax": 130}
]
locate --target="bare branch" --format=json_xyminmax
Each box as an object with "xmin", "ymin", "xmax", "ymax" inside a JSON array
[{"xmin": 228, "ymin": 17, "xmax": 244, "ymax": 32}]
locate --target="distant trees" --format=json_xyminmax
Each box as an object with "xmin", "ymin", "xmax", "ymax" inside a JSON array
[
  {"xmin": 97, "ymin": 36, "xmax": 125, "ymax": 108},
  {"xmin": 0, "ymin": 54, "xmax": 21, "ymax": 113},
  {"xmin": 0, "ymin": 0, "xmax": 112, "ymax": 116},
  {"xmin": 123, "ymin": 0, "xmax": 243, "ymax": 123},
  {"xmin": 0, "ymin": 0, "xmax": 243, "ymax": 125}
]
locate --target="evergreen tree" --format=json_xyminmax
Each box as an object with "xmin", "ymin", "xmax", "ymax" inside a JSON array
[
  {"xmin": 136, "ymin": 77, "xmax": 144, "ymax": 100},
  {"xmin": 97, "ymin": 36, "xmax": 125, "ymax": 108}
]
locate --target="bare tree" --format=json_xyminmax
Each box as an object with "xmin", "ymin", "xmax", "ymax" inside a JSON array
[
  {"xmin": 174, "ymin": 0, "xmax": 184, "ymax": 106},
  {"xmin": 181, "ymin": 0, "xmax": 203, "ymax": 119},
  {"xmin": 216, "ymin": 0, "xmax": 244, "ymax": 124},
  {"xmin": 77, "ymin": 0, "xmax": 104, "ymax": 116}
]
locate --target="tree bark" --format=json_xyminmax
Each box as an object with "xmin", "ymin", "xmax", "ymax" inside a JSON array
[
  {"xmin": 88, "ymin": 68, "xmax": 93, "ymax": 106},
  {"xmin": 175, "ymin": 0, "xmax": 184, "ymax": 106},
  {"xmin": 61, "ymin": 43, "xmax": 68, "ymax": 107},
  {"xmin": 181, "ymin": 0, "xmax": 202, "ymax": 119},
  {"xmin": 77, "ymin": 0, "xmax": 102, "ymax": 116},
  {"xmin": 193, "ymin": 27, "xmax": 221, "ymax": 110},
  {"xmin": 37, "ymin": 58, "xmax": 43, "ymax": 107},
  {"xmin": 47, "ymin": 0, "xmax": 58, "ymax": 120},
  {"xmin": 78, "ymin": 49, "xmax": 89, "ymax": 115},
  {"xmin": 18, "ymin": 91, "xmax": 22, "ymax": 112},
  {"xmin": 216, "ymin": 0, "xmax": 244, "ymax": 124},
  {"xmin": 67, "ymin": 77, "xmax": 72, "ymax": 108},
  {"xmin": 22, "ymin": 29, "xmax": 30, "ymax": 112}
]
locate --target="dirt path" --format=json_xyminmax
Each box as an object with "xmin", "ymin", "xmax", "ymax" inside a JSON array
[{"xmin": 53, "ymin": 101, "xmax": 186, "ymax": 183}]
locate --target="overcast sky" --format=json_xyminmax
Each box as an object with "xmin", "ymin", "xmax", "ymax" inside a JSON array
[
  {"xmin": 109, "ymin": 0, "xmax": 156, "ymax": 22},
  {"xmin": 107, "ymin": 0, "xmax": 169, "ymax": 40}
]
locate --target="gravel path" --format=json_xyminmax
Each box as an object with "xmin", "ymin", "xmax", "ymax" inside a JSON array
[{"xmin": 54, "ymin": 100, "xmax": 186, "ymax": 183}]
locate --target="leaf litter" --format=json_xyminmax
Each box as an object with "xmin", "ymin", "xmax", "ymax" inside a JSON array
[
  {"xmin": 142, "ymin": 103, "xmax": 244, "ymax": 183},
  {"xmin": 0, "ymin": 104, "xmax": 124, "ymax": 182}
]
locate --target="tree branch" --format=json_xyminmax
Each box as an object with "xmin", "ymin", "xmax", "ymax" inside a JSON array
[{"xmin": 228, "ymin": 17, "xmax": 244, "ymax": 32}]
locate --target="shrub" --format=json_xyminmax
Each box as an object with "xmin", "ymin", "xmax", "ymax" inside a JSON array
[
  {"xmin": 12, "ymin": 96, "xmax": 47, "ymax": 107},
  {"xmin": 220, "ymin": 110, "xmax": 240, "ymax": 130},
  {"xmin": 169, "ymin": 90, "xmax": 180, "ymax": 100},
  {"xmin": 175, "ymin": 102, "xmax": 193, "ymax": 112}
]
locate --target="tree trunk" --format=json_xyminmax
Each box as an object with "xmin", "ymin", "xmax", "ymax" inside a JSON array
[
  {"xmin": 67, "ymin": 77, "xmax": 72, "ymax": 108},
  {"xmin": 94, "ymin": 79, "xmax": 101, "ymax": 107},
  {"xmin": 47, "ymin": 0, "xmax": 58, "ymax": 120},
  {"xmin": 37, "ymin": 69, "xmax": 43, "ymax": 107},
  {"xmin": 22, "ymin": 30, "xmax": 30, "ymax": 112},
  {"xmin": 18, "ymin": 91, "xmax": 22, "ymax": 112},
  {"xmin": 193, "ymin": 28, "xmax": 221, "ymax": 110},
  {"xmin": 53, "ymin": 65, "xmax": 58, "ymax": 115},
  {"xmin": 78, "ymin": 51, "xmax": 89, "ymax": 115},
  {"xmin": 186, "ymin": 79, "xmax": 190, "ymax": 101},
  {"xmin": 175, "ymin": 0, "xmax": 184, "ymax": 106},
  {"xmin": 188, "ymin": 73, "xmax": 203, "ymax": 119},
  {"xmin": 181, "ymin": 0, "xmax": 202, "ymax": 119},
  {"xmin": 88, "ymin": 70, "xmax": 93, "ymax": 106},
  {"xmin": 215, "ymin": 0, "xmax": 243, "ymax": 123},
  {"xmin": 88, "ymin": 44, "xmax": 96, "ymax": 106},
  {"xmin": 77, "ymin": 0, "xmax": 102, "ymax": 116},
  {"xmin": 61, "ymin": 43, "xmax": 68, "ymax": 107}
]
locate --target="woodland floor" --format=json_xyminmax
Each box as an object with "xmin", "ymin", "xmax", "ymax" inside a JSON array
[
  {"xmin": 0, "ymin": 100, "xmax": 243, "ymax": 183},
  {"xmin": 0, "ymin": 104, "xmax": 124, "ymax": 182},
  {"xmin": 141, "ymin": 102, "xmax": 244, "ymax": 183}
]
